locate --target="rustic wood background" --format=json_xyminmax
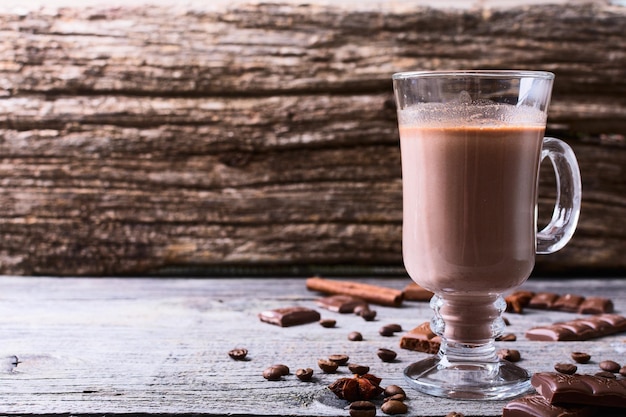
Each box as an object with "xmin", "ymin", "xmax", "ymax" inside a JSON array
[{"xmin": 0, "ymin": 0, "xmax": 624, "ymax": 276}]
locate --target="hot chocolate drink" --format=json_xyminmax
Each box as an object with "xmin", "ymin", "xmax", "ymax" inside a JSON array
[{"xmin": 400, "ymin": 122, "xmax": 544, "ymax": 295}]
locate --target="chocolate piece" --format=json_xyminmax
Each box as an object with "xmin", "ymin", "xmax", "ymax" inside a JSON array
[
  {"xmin": 399, "ymin": 321, "xmax": 441, "ymax": 354},
  {"xmin": 526, "ymin": 314, "xmax": 626, "ymax": 341},
  {"xmin": 503, "ymin": 394, "xmax": 595, "ymax": 417},
  {"xmin": 528, "ymin": 292, "xmax": 559, "ymax": 309},
  {"xmin": 403, "ymin": 282, "xmax": 434, "ymax": 301},
  {"xmin": 506, "ymin": 290, "xmax": 535, "ymax": 314},
  {"xmin": 553, "ymin": 294, "xmax": 585, "ymax": 312},
  {"xmin": 531, "ymin": 372, "xmax": 626, "ymax": 409},
  {"xmin": 578, "ymin": 297, "xmax": 614, "ymax": 314},
  {"xmin": 316, "ymin": 295, "xmax": 368, "ymax": 313},
  {"xmin": 258, "ymin": 306, "xmax": 320, "ymax": 327}
]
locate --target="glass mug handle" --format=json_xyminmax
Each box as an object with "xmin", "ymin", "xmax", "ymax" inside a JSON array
[{"xmin": 536, "ymin": 137, "xmax": 582, "ymax": 254}]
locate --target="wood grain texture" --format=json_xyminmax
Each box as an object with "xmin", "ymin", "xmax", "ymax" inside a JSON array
[
  {"xmin": 0, "ymin": 0, "xmax": 625, "ymax": 275},
  {"xmin": 0, "ymin": 276, "xmax": 624, "ymax": 416}
]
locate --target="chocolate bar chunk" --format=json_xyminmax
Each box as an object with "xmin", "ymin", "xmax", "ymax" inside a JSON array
[
  {"xmin": 528, "ymin": 292, "xmax": 559, "ymax": 309},
  {"xmin": 399, "ymin": 322, "xmax": 441, "ymax": 354},
  {"xmin": 579, "ymin": 297, "xmax": 614, "ymax": 314},
  {"xmin": 316, "ymin": 295, "xmax": 368, "ymax": 313},
  {"xmin": 503, "ymin": 394, "xmax": 594, "ymax": 417},
  {"xmin": 258, "ymin": 306, "xmax": 321, "ymax": 327},
  {"xmin": 531, "ymin": 372, "xmax": 626, "ymax": 409},
  {"xmin": 505, "ymin": 290, "xmax": 535, "ymax": 314},
  {"xmin": 553, "ymin": 294, "xmax": 585, "ymax": 312},
  {"xmin": 526, "ymin": 314, "xmax": 626, "ymax": 341}
]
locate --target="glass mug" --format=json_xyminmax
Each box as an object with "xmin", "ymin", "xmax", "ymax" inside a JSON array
[{"xmin": 392, "ymin": 70, "xmax": 581, "ymax": 400}]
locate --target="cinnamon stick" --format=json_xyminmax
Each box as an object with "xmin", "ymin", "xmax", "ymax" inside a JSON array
[
  {"xmin": 305, "ymin": 277, "xmax": 403, "ymax": 307},
  {"xmin": 403, "ymin": 282, "xmax": 434, "ymax": 301}
]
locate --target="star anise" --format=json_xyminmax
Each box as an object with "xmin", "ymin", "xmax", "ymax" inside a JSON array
[{"xmin": 328, "ymin": 373, "xmax": 383, "ymax": 402}]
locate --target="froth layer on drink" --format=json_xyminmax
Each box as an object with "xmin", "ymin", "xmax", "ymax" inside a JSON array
[{"xmin": 397, "ymin": 102, "xmax": 546, "ymax": 128}]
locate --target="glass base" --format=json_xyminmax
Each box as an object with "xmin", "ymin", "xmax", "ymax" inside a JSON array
[{"xmin": 404, "ymin": 356, "xmax": 531, "ymax": 400}]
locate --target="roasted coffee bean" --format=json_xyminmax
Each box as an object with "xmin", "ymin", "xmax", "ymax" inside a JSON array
[
  {"xmin": 599, "ymin": 360, "xmax": 621, "ymax": 373},
  {"xmin": 271, "ymin": 364, "xmax": 290, "ymax": 375},
  {"xmin": 497, "ymin": 349, "xmax": 521, "ymax": 362},
  {"xmin": 619, "ymin": 366, "xmax": 626, "ymax": 377},
  {"xmin": 385, "ymin": 323, "xmax": 402, "ymax": 332},
  {"xmin": 595, "ymin": 370, "xmax": 617, "ymax": 379},
  {"xmin": 383, "ymin": 384, "xmax": 406, "ymax": 399},
  {"xmin": 570, "ymin": 351, "xmax": 591, "ymax": 364},
  {"xmin": 263, "ymin": 366, "xmax": 284, "ymax": 381},
  {"xmin": 381, "ymin": 399, "xmax": 407, "ymax": 415},
  {"xmin": 445, "ymin": 412, "xmax": 464, "ymax": 417},
  {"xmin": 554, "ymin": 363, "xmax": 577, "ymax": 375},
  {"xmin": 228, "ymin": 348, "xmax": 248, "ymax": 361},
  {"xmin": 354, "ymin": 305, "xmax": 369, "ymax": 315},
  {"xmin": 360, "ymin": 309, "xmax": 377, "ymax": 321},
  {"xmin": 496, "ymin": 333, "xmax": 517, "ymax": 342},
  {"xmin": 318, "ymin": 359, "xmax": 339, "ymax": 373},
  {"xmin": 329, "ymin": 354, "xmax": 350, "ymax": 366},
  {"xmin": 502, "ymin": 317, "xmax": 511, "ymax": 326},
  {"xmin": 348, "ymin": 363, "xmax": 370, "ymax": 375},
  {"xmin": 320, "ymin": 319, "xmax": 336, "ymax": 328},
  {"xmin": 377, "ymin": 348, "xmax": 397, "ymax": 362},
  {"xmin": 348, "ymin": 331, "xmax": 363, "ymax": 341},
  {"xmin": 379, "ymin": 326, "xmax": 395, "ymax": 337},
  {"xmin": 349, "ymin": 400, "xmax": 376, "ymax": 417},
  {"xmin": 295, "ymin": 368, "xmax": 314, "ymax": 381},
  {"xmin": 383, "ymin": 393, "xmax": 405, "ymax": 403}
]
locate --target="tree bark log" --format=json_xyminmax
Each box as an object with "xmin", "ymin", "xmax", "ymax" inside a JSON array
[{"xmin": 0, "ymin": 0, "xmax": 624, "ymax": 275}]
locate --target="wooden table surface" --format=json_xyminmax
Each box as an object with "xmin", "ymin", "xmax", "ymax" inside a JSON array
[{"xmin": 0, "ymin": 276, "xmax": 624, "ymax": 416}]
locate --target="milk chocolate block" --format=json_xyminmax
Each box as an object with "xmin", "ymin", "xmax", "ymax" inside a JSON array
[
  {"xmin": 553, "ymin": 294, "xmax": 585, "ymax": 312},
  {"xmin": 528, "ymin": 292, "xmax": 559, "ymax": 309},
  {"xmin": 526, "ymin": 313, "xmax": 626, "ymax": 341},
  {"xmin": 316, "ymin": 295, "xmax": 368, "ymax": 313},
  {"xmin": 258, "ymin": 306, "xmax": 321, "ymax": 327},
  {"xmin": 531, "ymin": 372, "xmax": 626, "ymax": 409},
  {"xmin": 578, "ymin": 297, "xmax": 614, "ymax": 314},
  {"xmin": 399, "ymin": 322, "xmax": 441, "ymax": 354},
  {"xmin": 503, "ymin": 394, "xmax": 594, "ymax": 417}
]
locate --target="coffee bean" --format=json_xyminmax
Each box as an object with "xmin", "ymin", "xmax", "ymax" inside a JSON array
[
  {"xmin": 348, "ymin": 363, "xmax": 370, "ymax": 375},
  {"xmin": 383, "ymin": 393, "xmax": 406, "ymax": 403},
  {"xmin": 377, "ymin": 348, "xmax": 397, "ymax": 362},
  {"xmin": 320, "ymin": 319, "xmax": 336, "ymax": 328},
  {"xmin": 554, "ymin": 363, "xmax": 577, "ymax": 375},
  {"xmin": 329, "ymin": 354, "xmax": 349, "ymax": 366},
  {"xmin": 496, "ymin": 333, "xmax": 517, "ymax": 342},
  {"xmin": 354, "ymin": 305, "xmax": 369, "ymax": 316},
  {"xmin": 360, "ymin": 309, "xmax": 377, "ymax": 321},
  {"xmin": 445, "ymin": 412, "xmax": 465, "ymax": 417},
  {"xmin": 619, "ymin": 366, "xmax": 626, "ymax": 377},
  {"xmin": 385, "ymin": 323, "xmax": 402, "ymax": 332},
  {"xmin": 595, "ymin": 370, "xmax": 617, "ymax": 379},
  {"xmin": 228, "ymin": 348, "xmax": 248, "ymax": 361},
  {"xmin": 318, "ymin": 359, "xmax": 339, "ymax": 374},
  {"xmin": 271, "ymin": 364, "xmax": 290, "ymax": 375},
  {"xmin": 384, "ymin": 384, "xmax": 406, "ymax": 399},
  {"xmin": 348, "ymin": 331, "xmax": 363, "ymax": 341},
  {"xmin": 381, "ymin": 399, "xmax": 407, "ymax": 415},
  {"xmin": 263, "ymin": 366, "xmax": 284, "ymax": 381},
  {"xmin": 379, "ymin": 326, "xmax": 395, "ymax": 337},
  {"xmin": 295, "ymin": 368, "xmax": 314, "ymax": 381},
  {"xmin": 497, "ymin": 349, "xmax": 521, "ymax": 362},
  {"xmin": 349, "ymin": 400, "xmax": 376, "ymax": 417},
  {"xmin": 570, "ymin": 351, "xmax": 591, "ymax": 364},
  {"xmin": 502, "ymin": 317, "xmax": 510, "ymax": 326},
  {"xmin": 599, "ymin": 360, "xmax": 621, "ymax": 373}
]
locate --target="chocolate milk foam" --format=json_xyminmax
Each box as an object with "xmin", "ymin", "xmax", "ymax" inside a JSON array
[{"xmin": 399, "ymin": 104, "xmax": 546, "ymax": 297}]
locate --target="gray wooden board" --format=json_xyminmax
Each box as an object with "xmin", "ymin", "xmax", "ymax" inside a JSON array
[{"xmin": 0, "ymin": 276, "xmax": 624, "ymax": 416}]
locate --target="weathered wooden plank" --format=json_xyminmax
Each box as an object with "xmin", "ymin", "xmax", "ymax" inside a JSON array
[
  {"xmin": 0, "ymin": 0, "xmax": 625, "ymax": 275},
  {"xmin": 0, "ymin": 276, "xmax": 624, "ymax": 416}
]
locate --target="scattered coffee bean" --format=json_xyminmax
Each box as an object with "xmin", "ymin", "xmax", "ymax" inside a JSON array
[
  {"xmin": 295, "ymin": 368, "xmax": 314, "ymax": 381},
  {"xmin": 379, "ymin": 326, "xmax": 395, "ymax": 337},
  {"xmin": 554, "ymin": 363, "xmax": 577, "ymax": 375},
  {"xmin": 320, "ymin": 319, "xmax": 336, "ymax": 328},
  {"xmin": 228, "ymin": 348, "xmax": 248, "ymax": 361},
  {"xmin": 377, "ymin": 348, "xmax": 397, "ymax": 362},
  {"xmin": 599, "ymin": 360, "xmax": 620, "ymax": 373},
  {"xmin": 271, "ymin": 364, "xmax": 290, "ymax": 375},
  {"xmin": 360, "ymin": 309, "xmax": 377, "ymax": 321},
  {"xmin": 445, "ymin": 412, "xmax": 464, "ymax": 417},
  {"xmin": 349, "ymin": 400, "xmax": 377, "ymax": 417},
  {"xmin": 384, "ymin": 384, "xmax": 406, "ymax": 399},
  {"xmin": 381, "ymin": 399, "xmax": 407, "ymax": 415},
  {"xmin": 502, "ymin": 317, "xmax": 511, "ymax": 326},
  {"xmin": 263, "ymin": 366, "xmax": 284, "ymax": 381},
  {"xmin": 318, "ymin": 359, "xmax": 339, "ymax": 373},
  {"xmin": 348, "ymin": 363, "xmax": 370, "ymax": 375},
  {"xmin": 496, "ymin": 333, "xmax": 517, "ymax": 342},
  {"xmin": 497, "ymin": 349, "xmax": 521, "ymax": 362},
  {"xmin": 385, "ymin": 323, "xmax": 403, "ymax": 332},
  {"xmin": 570, "ymin": 351, "xmax": 591, "ymax": 364},
  {"xmin": 595, "ymin": 370, "xmax": 617, "ymax": 379},
  {"xmin": 329, "ymin": 354, "xmax": 350, "ymax": 366},
  {"xmin": 383, "ymin": 393, "xmax": 406, "ymax": 403},
  {"xmin": 354, "ymin": 305, "xmax": 369, "ymax": 315},
  {"xmin": 619, "ymin": 366, "xmax": 626, "ymax": 377},
  {"xmin": 348, "ymin": 331, "xmax": 363, "ymax": 341}
]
